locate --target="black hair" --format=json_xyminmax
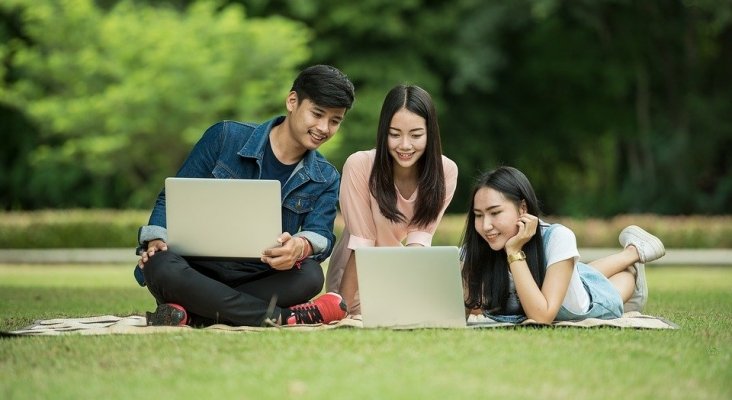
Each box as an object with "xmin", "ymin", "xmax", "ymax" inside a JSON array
[
  {"xmin": 460, "ymin": 166, "xmax": 546, "ymax": 314},
  {"xmin": 369, "ymin": 84, "xmax": 446, "ymax": 227},
  {"xmin": 290, "ymin": 65, "xmax": 355, "ymax": 110}
]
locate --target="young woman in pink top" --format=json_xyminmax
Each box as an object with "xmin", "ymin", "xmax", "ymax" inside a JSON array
[{"xmin": 325, "ymin": 84, "xmax": 459, "ymax": 316}]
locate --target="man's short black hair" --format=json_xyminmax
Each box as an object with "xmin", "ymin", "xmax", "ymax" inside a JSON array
[{"xmin": 291, "ymin": 65, "xmax": 355, "ymax": 110}]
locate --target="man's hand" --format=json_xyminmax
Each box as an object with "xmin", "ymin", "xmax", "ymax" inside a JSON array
[
  {"xmin": 137, "ymin": 239, "xmax": 168, "ymax": 269},
  {"xmin": 261, "ymin": 232, "xmax": 307, "ymax": 270}
]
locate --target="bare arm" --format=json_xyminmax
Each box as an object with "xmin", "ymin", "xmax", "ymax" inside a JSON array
[
  {"xmin": 339, "ymin": 252, "xmax": 360, "ymax": 315},
  {"xmin": 504, "ymin": 213, "xmax": 573, "ymax": 324},
  {"xmin": 509, "ymin": 257, "xmax": 573, "ymax": 324}
]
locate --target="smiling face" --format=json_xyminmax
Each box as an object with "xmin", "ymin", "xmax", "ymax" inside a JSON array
[
  {"xmin": 387, "ymin": 108, "xmax": 427, "ymax": 171},
  {"xmin": 286, "ymin": 92, "xmax": 346, "ymax": 151},
  {"xmin": 472, "ymin": 187, "xmax": 526, "ymax": 251}
]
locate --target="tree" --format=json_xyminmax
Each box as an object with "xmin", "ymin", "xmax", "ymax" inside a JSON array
[
  {"xmin": 440, "ymin": 0, "xmax": 732, "ymax": 215},
  {"xmin": 2, "ymin": 0, "xmax": 730, "ymax": 215},
  {"xmin": 0, "ymin": 0, "xmax": 311, "ymax": 208}
]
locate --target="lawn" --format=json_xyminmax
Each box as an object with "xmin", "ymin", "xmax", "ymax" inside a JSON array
[{"xmin": 1, "ymin": 264, "xmax": 731, "ymax": 400}]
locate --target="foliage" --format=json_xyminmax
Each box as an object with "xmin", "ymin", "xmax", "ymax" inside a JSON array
[
  {"xmin": 435, "ymin": 213, "xmax": 732, "ymax": 248},
  {"xmin": 1, "ymin": 265, "xmax": 731, "ymax": 399},
  {"xmin": 1, "ymin": 0, "xmax": 731, "ymax": 216},
  {"xmin": 0, "ymin": 0, "xmax": 310, "ymax": 208},
  {"xmin": 1, "ymin": 209, "xmax": 731, "ymax": 248},
  {"xmin": 241, "ymin": 0, "xmax": 469, "ymax": 168},
  {"xmin": 0, "ymin": 209, "xmax": 145, "ymax": 248},
  {"xmin": 241, "ymin": 0, "xmax": 732, "ymax": 216}
]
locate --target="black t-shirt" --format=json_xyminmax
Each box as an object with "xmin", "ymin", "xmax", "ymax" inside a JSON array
[{"xmin": 261, "ymin": 136, "xmax": 298, "ymax": 188}]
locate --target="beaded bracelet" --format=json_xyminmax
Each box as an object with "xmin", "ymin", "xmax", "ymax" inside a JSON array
[{"xmin": 293, "ymin": 237, "xmax": 311, "ymax": 269}]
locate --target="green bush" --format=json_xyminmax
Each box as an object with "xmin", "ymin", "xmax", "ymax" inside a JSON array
[
  {"xmin": 0, "ymin": 210, "xmax": 730, "ymax": 249},
  {"xmin": 0, "ymin": 209, "xmax": 148, "ymax": 248},
  {"xmin": 434, "ymin": 214, "xmax": 732, "ymax": 248}
]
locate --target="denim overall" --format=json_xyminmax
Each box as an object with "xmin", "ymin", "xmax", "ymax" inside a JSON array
[{"xmin": 486, "ymin": 224, "xmax": 624, "ymax": 323}]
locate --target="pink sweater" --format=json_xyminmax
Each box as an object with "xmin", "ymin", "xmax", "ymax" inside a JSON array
[{"xmin": 325, "ymin": 149, "xmax": 458, "ymax": 292}]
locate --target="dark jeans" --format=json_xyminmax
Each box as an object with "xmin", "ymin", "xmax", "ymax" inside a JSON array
[{"xmin": 142, "ymin": 250, "xmax": 324, "ymax": 326}]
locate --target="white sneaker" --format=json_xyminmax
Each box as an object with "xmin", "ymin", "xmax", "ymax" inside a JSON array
[
  {"xmin": 624, "ymin": 262, "xmax": 647, "ymax": 313},
  {"xmin": 618, "ymin": 225, "xmax": 665, "ymax": 263},
  {"xmin": 619, "ymin": 226, "xmax": 662, "ymax": 313}
]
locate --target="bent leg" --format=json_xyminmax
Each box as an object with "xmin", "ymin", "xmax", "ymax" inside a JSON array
[
  {"xmin": 588, "ymin": 246, "xmax": 638, "ymax": 278},
  {"xmin": 232, "ymin": 258, "xmax": 324, "ymax": 308},
  {"xmin": 608, "ymin": 270, "xmax": 635, "ymax": 303},
  {"xmin": 586, "ymin": 226, "xmax": 664, "ymax": 313},
  {"xmin": 143, "ymin": 251, "xmax": 283, "ymax": 326},
  {"xmin": 589, "ymin": 247, "xmax": 639, "ymax": 304}
]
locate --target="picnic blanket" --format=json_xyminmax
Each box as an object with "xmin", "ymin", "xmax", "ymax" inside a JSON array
[{"xmin": 3, "ymin": 311, "xmax": 677, "ymax": 336}]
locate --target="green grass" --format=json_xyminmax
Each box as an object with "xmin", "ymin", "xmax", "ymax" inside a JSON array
[{"xmin": 1, "ymin": 265, "xmax": 731, "ymax": 399}]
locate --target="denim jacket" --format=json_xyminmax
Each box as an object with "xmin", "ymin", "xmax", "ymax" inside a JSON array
[{"xmin": 137, "ymin": 116, "xmax": 340, "ymax": 263}]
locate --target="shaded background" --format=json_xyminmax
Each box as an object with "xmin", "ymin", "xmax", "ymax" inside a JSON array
[{"xmin": 1, "ymin": 0, "xmax": 730, "ymax": 217}]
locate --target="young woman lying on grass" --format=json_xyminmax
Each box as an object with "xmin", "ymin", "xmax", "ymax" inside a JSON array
[{"xmin": 461, "ymin": 166, "xmax": 666, "ymax": 323}]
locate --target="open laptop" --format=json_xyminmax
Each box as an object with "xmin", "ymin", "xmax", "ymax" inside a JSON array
[
  {"xmin": 165, "ymin": 177, "xmax": 282, "ymax": 259},
  {"xmin": 355, "ymin": 246, "xmax": 468, "ymax": 329}
]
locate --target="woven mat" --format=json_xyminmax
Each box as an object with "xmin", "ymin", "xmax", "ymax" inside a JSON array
[
  {"xmin": 2, "ymin": 311, "xmax": 677, "ymax": 336},
  {"xmin": 467, "ymin": 311, "xmax": 679, "ymax": 329}
]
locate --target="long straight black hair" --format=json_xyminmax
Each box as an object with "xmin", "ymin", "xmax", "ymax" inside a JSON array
[
  {"xmin": 460, "ymin": 166, "xmax": 546, "ymax": 314},
  {"xmin": 369, "ymin": 85, "xmax": 446, "ymax": 227}
]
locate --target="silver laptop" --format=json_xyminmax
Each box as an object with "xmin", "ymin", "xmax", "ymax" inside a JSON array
[
  {"xmin": 355, "ymin": 246, "xmax": 468, "ymax": 328},
  {"xmin": 165, "ymin": 177, "xmax": 282, "ymax": 259}
]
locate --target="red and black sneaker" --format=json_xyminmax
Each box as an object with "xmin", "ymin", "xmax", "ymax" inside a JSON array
[
  {"xmin": 146, "ymin": 303, "xmax": 188, "ymax": 326},
  {"xmin": 286, "ymin": 292, "xmax": 347, "ymax": 325}
]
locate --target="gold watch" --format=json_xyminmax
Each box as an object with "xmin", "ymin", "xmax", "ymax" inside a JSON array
[{"xmin": 507, "ymin": 251, "xmax": 526, "ymax": 264}]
